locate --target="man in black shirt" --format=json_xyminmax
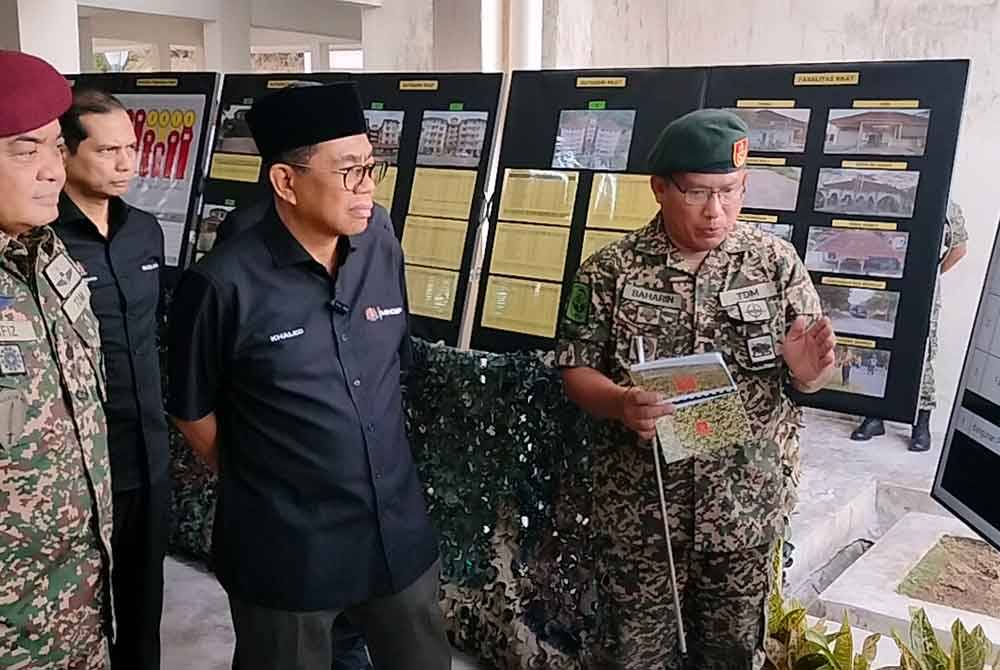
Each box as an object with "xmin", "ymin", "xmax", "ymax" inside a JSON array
[
  {"xmin": 168, "ymin": 83, "xmax": 449, "ymax": 670},
  {"xmin": 53, "ymin": 88, "xmax": 170, "ymax": 670}
]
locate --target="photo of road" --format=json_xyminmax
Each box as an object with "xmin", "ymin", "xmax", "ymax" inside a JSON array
[
  {"xmin": 744, "ymin": 166, "xmax": 802, "ymax": 211},
  {"xmin": 817, "ymin": 284, "xmax": 900, "ymax": 339},
  {"xmin": 826, "ymin": 345, "xmax": 891, "ymax": 397}
]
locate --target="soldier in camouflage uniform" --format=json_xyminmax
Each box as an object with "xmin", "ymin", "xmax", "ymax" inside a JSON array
[
  {"xmin": 557, "ymin": 110, "xmax": 836, "ymax": 669},
  {"xmin": 0, "ymin": 51, "xmax": 113, "ymax": 669},
  {"xmin": 851, "ymin": 200, "xmax": 968, "ymax": 451}
]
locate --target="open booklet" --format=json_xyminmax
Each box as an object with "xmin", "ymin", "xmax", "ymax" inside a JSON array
[{"xmin": 628, "ymin": 352, "xmax": 752, "ymax": 464}]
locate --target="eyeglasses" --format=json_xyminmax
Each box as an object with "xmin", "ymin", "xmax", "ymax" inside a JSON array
[
  {"xmin": 285, "ymin": 161, "xmax": 389, "ymax": 193},
  {"xmin": 667, "ymin": 175, "xmax": 746, "ymax": 206}
]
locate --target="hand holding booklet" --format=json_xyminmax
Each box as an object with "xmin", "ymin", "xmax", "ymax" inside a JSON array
[{"xmin": 628, "ymin": 352, "xmax": 752, "ymax": 464}]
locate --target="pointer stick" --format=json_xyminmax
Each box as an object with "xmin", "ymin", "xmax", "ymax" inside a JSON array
[{"xmin": 635, "ymin": 337, "xmax": 687, "ymax": 655}]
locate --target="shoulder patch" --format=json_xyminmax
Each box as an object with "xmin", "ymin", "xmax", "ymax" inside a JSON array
[{"xmin": 566, "ymin": 282, "xmax": 591, "ymax": 324}]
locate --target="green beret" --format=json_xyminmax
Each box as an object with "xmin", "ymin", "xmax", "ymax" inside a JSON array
[{"xmin": 648, "ymin": 109, "xmax": 750, "ymax": 175}]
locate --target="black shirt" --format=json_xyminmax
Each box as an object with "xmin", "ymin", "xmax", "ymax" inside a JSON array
[
  {"xmin": 214, "ymin": 198, "xmax": 272, "ymax": 247},
  {"xmin": 53, "ymin": 193, "xmax": 169, "ymax": 491},
  {"xmin": 167, "ymin": 208, "xmax": 436, "ymax": 611}
]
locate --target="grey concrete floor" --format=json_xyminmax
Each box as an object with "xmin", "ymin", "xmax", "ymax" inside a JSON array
[{"xmin": 160, "ymin": 408, "xmax": 944, "ymax": 669}]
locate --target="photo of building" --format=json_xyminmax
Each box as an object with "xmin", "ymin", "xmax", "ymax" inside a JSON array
[
  {"xmin": 806, "ymin": 228, "xmax": 909, "ymax": 278},
  {"xmin": 756, "ymin": 222, "xmax": 793, "ymax": 242},
  {"xmin": 417, "ymin": 111, "xmax": 489, "ymax": 168},
  {"xmin": 825, "ymin": 109, "xmax": 931, "ymax": 156},
  {"xmin": 814, "ymin": 168, "xmax": 920, "ymax": 218},
  {"xmin": 744, "ymin": 166, "xmax": 802, "ymax": 211},
  {"xmin": 552, "ymin": 109, "xmax": 636, "ymax": 171},
  {"xmin": 364, "ymin": 110, "xmax": 404, "ymax": 164},
  {"xmin": 728, "ymin": 108, "xmax": 810, "ymax": 152}
]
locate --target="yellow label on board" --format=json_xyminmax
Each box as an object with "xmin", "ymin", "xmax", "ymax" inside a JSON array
[
  {"xmin": 831, "ymin": 219, "xmax": 898, "ymax": 231},
  {"xmin": 137, "ymin": 78, "xmax": 179, "ymax": 87},
  {"xmin": 400, "ymin": 80, "xmax": 440, "ymax": 91},
  {"xmin": 821, "ymin": 277, "xmax": 887, "ymax": 290},
  {"xmin": 841, "ymin": 160, "xmax": 909, "ymax": 170},
  {"xmin": 738, "ymin": 213, "xmax": 780, "ymax": 223},
  {"xmin": 267, "ymin": 80, "xmax": 301, "ymax": 89},
  {"xmin": 852, "ymin": 99, "xmax": 921, "ymax": 109},
  {"xmin": 576, "ymin": 76, "xmax": 627, "ymax": 88},
  {"xmin": 736, "ymin": 100, "xmax": 796, "ymax": 108},
  {"xmin": 794, "ymin": 72, "xmax": 860, "ymax": 86},
  {"xmin": 209, "ymin": 153, "xmax": 263, "ymax": 183},
  {"xmin": 838, "ymin": 337, "xmax": 877, "ymax": 349},
  {"xmin": 745, "ymin": 156, "xmax": 788, "ymax": 166}
]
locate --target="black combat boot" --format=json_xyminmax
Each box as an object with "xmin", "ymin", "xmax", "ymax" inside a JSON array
[
  {"xmin": 851, "ymin": 417, "xmax": 885, "ymax": 441},
  {"xmin": 910, "ymin": 410, "xmax": 931, "ymax": 452}
]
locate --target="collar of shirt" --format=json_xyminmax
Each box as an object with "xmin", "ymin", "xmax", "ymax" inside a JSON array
[
  {"xmin": 258, "ymin": 208, "xmax": 370, "ymax": 272},
  {"xmin": 635, "ymin": 213, "xmax": 755, "ymax": 274},
  {"xmin": 56, "ymin": 191, "xmax": 129, "ymax": 240}
]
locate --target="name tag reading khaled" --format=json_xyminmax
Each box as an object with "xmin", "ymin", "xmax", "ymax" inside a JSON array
[
  {"xmin": 622, "ymin": 284, "xmax": 682, "ymax": 310},
  {"xmin": 0, "ymin": 320, "xmax": 37, "ymax": 342},
  {"xmin": 718, "ymin": 281, "xmax": 778, "ymax": 308},
  {"xmin": 269, "ymin": 328, "xmax": 304, "ymax": 343},
  {"xmin": 141, "ymin": 262, "xmax": 160, "ymax": 272}
]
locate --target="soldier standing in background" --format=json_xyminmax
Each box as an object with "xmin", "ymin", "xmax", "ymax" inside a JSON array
[
  {"xmin": 0, "ymin": 50, "xmax": 113, "ymax": 670},
  {"xmin": 851, "ymin": 201, "xmax": 968, "ymax": 451},
  {"xmin": 557, "ymin": 109, "xmax": 835, "ymax": 669}
]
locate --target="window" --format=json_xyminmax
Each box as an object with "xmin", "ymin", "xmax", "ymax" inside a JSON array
[
  {"xmin": 93, "ymin": 43, "xmax": 156, "ymax": 72},
  {"xmin": 251, "ymin": 49, "xmax": 308, "ymax": 74},
  {"xmin": 330, "ymin": 49, "xmax": 363, "ymax": 71},
  {"xmin": 170, "ymin": 45, "xmax": 201, "ymax": 72}
]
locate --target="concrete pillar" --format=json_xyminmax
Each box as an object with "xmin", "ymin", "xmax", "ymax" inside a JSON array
[
  {"xmin": 432, "ymin": 0, "xmax": 483, "ymax": 71},
  {"xmin": 509, "ymin": 0, "xmax": 542, "ymax": 70},
  {"xmin": 2, "ymin": 0, "xmax": 81, "ymax": 73},
  {"xmin": 542, "ymin": 0, "xmax": 668, "ymax": 69},
  {"xmin": 77, "ymin": 16, "xmax": 96, "ymax": 73},
  {"xmin": 361, "ymin": 0, "xmax": 433, "ymax": 71},
  {"xmin": 315, "ymin": 41, "xmax": 336, "ymax": 72},
  {"xmin": 156, "ymin": 36, "xmax": 172, "ymax": 71},
  {"xmin": 204, "ymin": 0, "xmax": 251, "ymax": 72}
]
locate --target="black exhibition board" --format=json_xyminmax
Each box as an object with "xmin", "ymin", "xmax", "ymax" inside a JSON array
[
  {"xmin": 196, "ymin": 72, "xmax": 503, "ymax": 347},
  {"xmin": 704, "ymin": 59, "xmax": 968, "ymax": 422},
  {"xmin": 932, "ymin": 215, "xmax": 1000, "ymax": 552},
  {"xmin": 63, "ymin": 72, "xmax": 221, "ymax": 288},
  {"xmin": 469, "ymin": 67, "xmax": 710, "ymax": 353}
]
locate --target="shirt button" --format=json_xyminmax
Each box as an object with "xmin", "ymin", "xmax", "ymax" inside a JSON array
[
  {"xmin": 353, "ymin": 379, "xmax": 361, "ymax": 387},
  {"xmin": 367, "ymin": 423, "xmax": 375, "ymax": 432},
  {"xmin": 341, "ymin": 334, "xmax": 349, "ymax": 342},
  {"xmin": 375, "ymin": 471, "xmax": 383, "ymax": 480}
]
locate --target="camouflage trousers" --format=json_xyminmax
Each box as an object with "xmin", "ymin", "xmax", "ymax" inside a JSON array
[
  {"xmin": 918, "ymin": 279, "xmax": 941, "ymax": 411},
  {"xmin": 0, "ymin": 538, "xmax": 109, "ymax": 670},
  {"xmin": 590, "ymin": 473, "xmax": 773, "ymax": 670}
]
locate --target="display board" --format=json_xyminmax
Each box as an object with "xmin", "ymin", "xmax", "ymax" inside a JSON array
[
  {"xmin": 195, "ymin": 72, "xmax": 503, "ymax": 347},
  {"xmin": 64, "ymin": 72, "xmax": 220, "ymax": 287},
  {"xmin": 704, "ymin": 60, "xmax": 968, "ymax": 422},
  {"xmin": 470, "ymin": 68, "xmax": 709, "ymax": 352},
  {"xmin": 933, "ymin": 218, "xmax": 1000, "ymax": 552},
  {"xmin": 469, "ymin": 61, "xmax": 968, "ymax": 424}
]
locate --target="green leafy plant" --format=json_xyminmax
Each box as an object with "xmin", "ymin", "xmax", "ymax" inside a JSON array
[{"xmin": 891, "ymin": 608, "xmax": 998, "ymax": 670}]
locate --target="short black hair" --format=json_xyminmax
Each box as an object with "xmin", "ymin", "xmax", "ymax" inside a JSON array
[
  {"xmin": 60, "ymin": 88, "xmax": 127, "ymax": 154},
  {"xmin": 272, "ymin": 144, "xmax": 318, "ymax": 169}
]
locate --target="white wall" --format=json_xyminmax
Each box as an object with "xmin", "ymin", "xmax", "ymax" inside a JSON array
[
  {"xmin": 361, "ymin": 0, "xmax": 433, "ymax": 71},
  {"xmin": 665, "ymin": 0, "xmax": 1000, "ymax": 429},
  {"xmin": 542, "ymin": 0, "xmax": 667, "ymax": 69},
  {"xmin": 80, "ymin": 0, "xmax": 221, "ymax": 21},
  {"xmin": 250, "ymin": 0, "xmax": 362, "ymax": 41},
  {"xmin": 10, "ymin": 0, "xmax": 81, "ymax": 71}
]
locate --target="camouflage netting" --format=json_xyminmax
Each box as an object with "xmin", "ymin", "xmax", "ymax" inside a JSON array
[{"xmin": 166, "ymin": 337, "xmax": 604, "ymax": 669}]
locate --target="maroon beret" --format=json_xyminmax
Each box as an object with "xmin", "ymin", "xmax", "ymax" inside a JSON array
[{"xmin": 0, "ymin": 50, "xmax": 72, "ymax": 138}]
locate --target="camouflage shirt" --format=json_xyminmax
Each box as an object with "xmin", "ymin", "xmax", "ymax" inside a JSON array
[
  {"xmin": 556, "ymin": 217, "xmax": 822, "ymax": 552},
  {"xmin": 945, "ymin": 199, "xmax": 969, "ymax": 249},
  {"xmin": 0, "ymin": 227, "xmax": 112, "ymax": 667}
]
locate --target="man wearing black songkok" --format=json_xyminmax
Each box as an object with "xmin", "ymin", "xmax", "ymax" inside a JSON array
[{"xmin": 166, "ymin": 82, "xmax": 450, "ymax": 670}]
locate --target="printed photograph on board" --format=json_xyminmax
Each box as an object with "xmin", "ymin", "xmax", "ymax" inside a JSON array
[
  {"xmin": 364, "ymin": 110, "xmax": 404, "ymax": 164},
  {"xmin": 194, "ymin": 203, "xmax": 235, "ymax": 261},
  {"xmin": 806, "ymin": 228, "xmax": 909, "ymax": 279},
  {"xmin": 824, "ymin": 109, "xmax": 931, "ymax": 156},
  {"xmin": 727, "ymin": 108, "xmax": 811, "ymax": 153},
  {"xmin": 816, "ymin": 284, "xmax": 900, "ymax": 339},
  {"xmin": 744, "ymin": 166, "xmax": 802, "ymax": 211},
  {"xmin": 214, "ymin": 104, "xmax": 258, "ymax": 155},
  {"xmin": 552, "ymin": 109, "xmax": 636, "ymax": 171},
  {"xmin": 826, "ymin": 345, "xmax": 891, "ymax": 398},
  {"xmin": 756, "ymin": 222, "xmax": 793, "ymax": 242},
  {"xmin": 417, "ymin": 110, "xmax": 489, "ymax": 168},
  {"xmin": 814, "ymin": 168, "xmax": 920, "ymax": 218}
]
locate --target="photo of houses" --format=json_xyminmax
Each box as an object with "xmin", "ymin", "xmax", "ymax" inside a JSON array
[
  {"xmin": 364, "ymin": 110, "xmax": 404, "ymax": 165},
  {"xmin": 825, "ymin": 109, "xmax": 931, "ymax": 156},
  {"xmin": 728, "ymin": 108, "xmax": 811, "ymax": 153},
  {"xmin": 744, "ymin": 166, "xmax": 802, "ymax": 211},
  {"xmin": 214, "ymin": 104, "xmax": 257, "ymax": 155},
  {"xmin": 806, "ymin": 228, "xmax": 909, "ymax": 279},
  {"xmin": 417, "ymin": 111, "xmax": 489, "ymax": 168},
  {"xmin": 756, "ymin": 222, "xmax": 793, "ymax": 242},
  {"xmin": 816, "ymin": 285, "xmax": 900, "ymax": 339},
  {"xmin": 826, "ymin": 345, "xmax": 891, "ymax": 398},
  {"xmin": 552, "ymin": 109, "xmax": 636, "ymax": 171},
  {"xmin": 814, "ymin": 168, "xmax": 920, "ymax": 218}
]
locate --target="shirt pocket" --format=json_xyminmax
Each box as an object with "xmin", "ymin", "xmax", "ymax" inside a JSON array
[
  {"xmin": 0, "ymin": 376, "xmax": 28, "ymax": 451},
  {"xmin": 70, "ymin": 310, "xmax": 107, "ymax": 404},
  {"xmin": 612, "ymin": 298, "xmax": 685, "ymax": 371},
  {"xmin": 722, "ymin": 295, "xmax": 786, "ymax": 373}
]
